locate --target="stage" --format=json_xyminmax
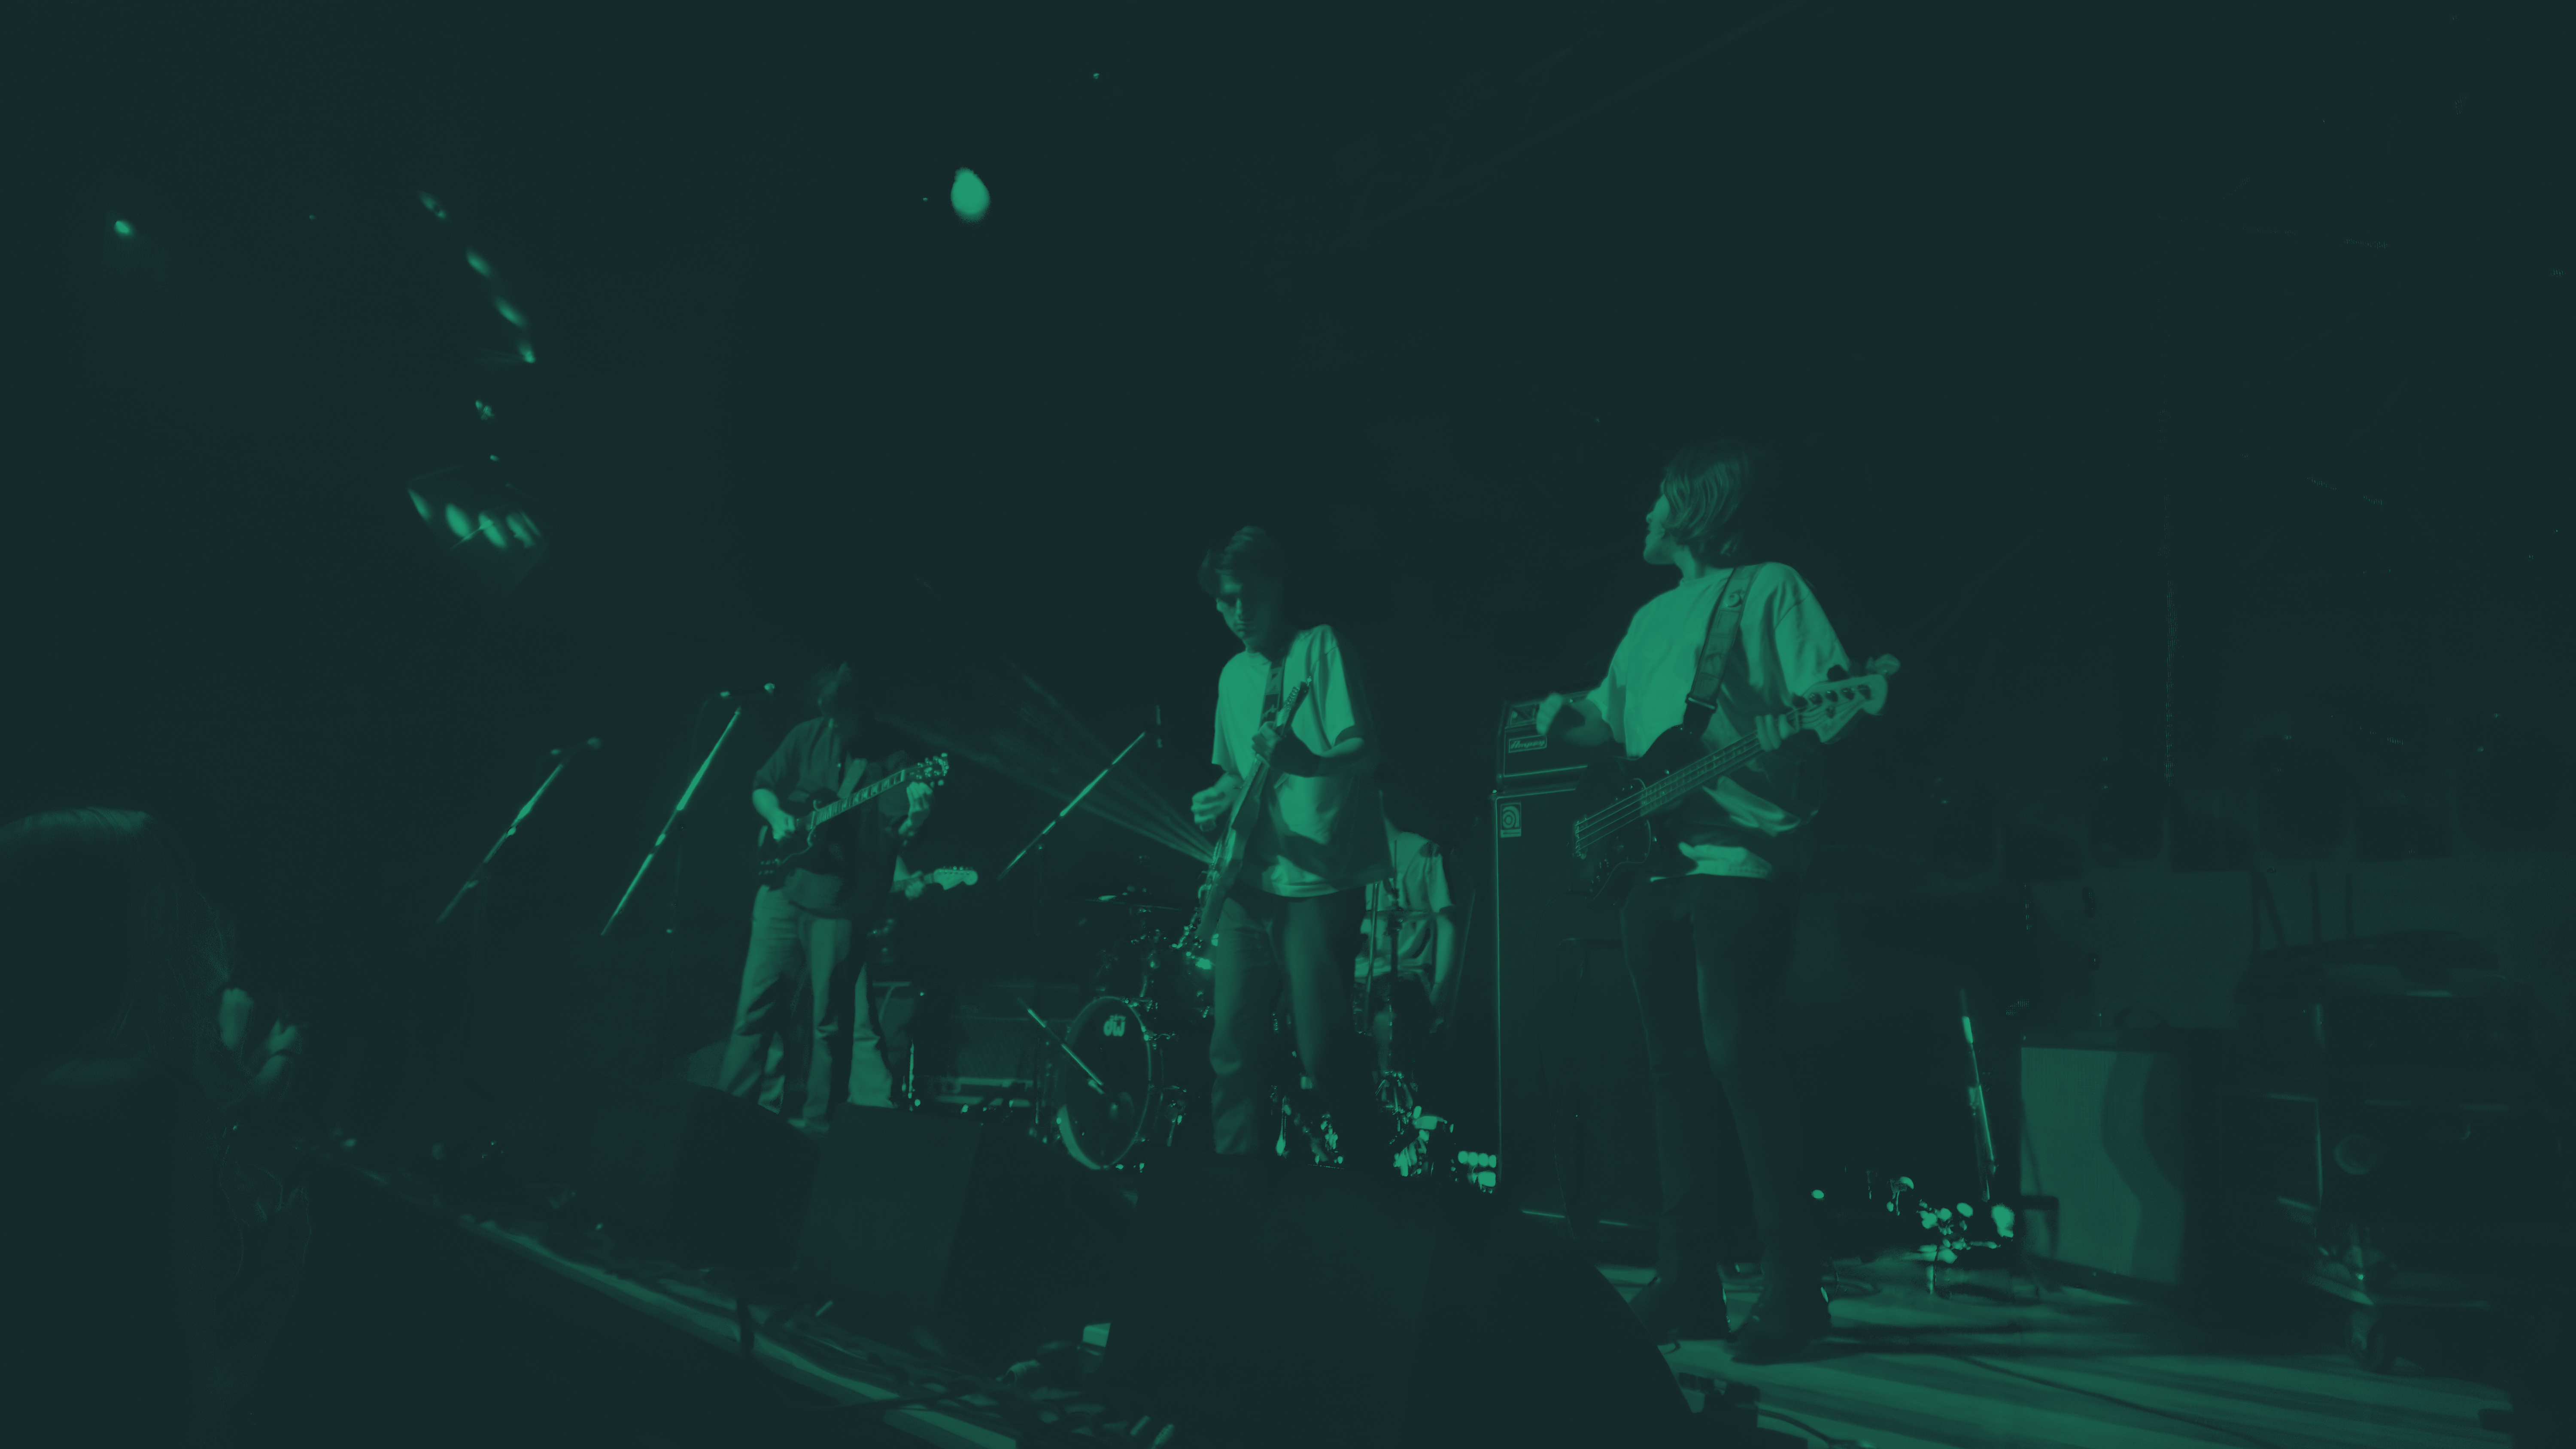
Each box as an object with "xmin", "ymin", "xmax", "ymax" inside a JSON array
[{"xmin": 246, "ymin": 1152, "xmax": 2513, "ymax": 1449}]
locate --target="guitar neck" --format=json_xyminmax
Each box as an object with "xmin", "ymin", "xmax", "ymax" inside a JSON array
[
  {"xmin": 811, "ymin": 770, "xmax": 908, "ymax": 827},
  {"xmin": 1666, "ymin": 734, "xmax": 1764, "ymax": 800}
]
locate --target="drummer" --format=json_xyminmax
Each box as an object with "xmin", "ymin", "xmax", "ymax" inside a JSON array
[{"xmin": 1358, "ymin": 793, "xmax": 1463, "ymax": 1077}]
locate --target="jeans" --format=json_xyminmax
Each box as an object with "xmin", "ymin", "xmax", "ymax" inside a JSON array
[
  {"xmin": 1617, "ymin": 870, "xmax": 1818, "ymax": 1283},
  {"xmin": 716, "ymin": 885, "xmax": 896, "ymax": 1133},
  {"xmin": 1205, "ymin": 885, "xmax": 1373, "ymax": 1155}
]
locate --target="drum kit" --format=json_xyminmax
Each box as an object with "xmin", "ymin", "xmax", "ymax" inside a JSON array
[{"xmin": 951, "ymin": 884, "xmax": 1485, "ymax": 1190}]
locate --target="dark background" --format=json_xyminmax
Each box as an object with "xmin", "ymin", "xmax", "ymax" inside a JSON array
[{"xmin": 10, "ymin": 3, "xmax": 2568, "ymax": 1191}]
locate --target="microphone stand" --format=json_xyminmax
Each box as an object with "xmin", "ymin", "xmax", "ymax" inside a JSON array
[
  {"xmin": 436, "ymin": 739, "xmax": 599, "ymax": 928},
  {"xmin": 604, "ymin": 699, "xmax": 757, "ymax": 937},
  {"xmin": 996, "ymin": 730, "xmax": 1149, "ymax": 884}
]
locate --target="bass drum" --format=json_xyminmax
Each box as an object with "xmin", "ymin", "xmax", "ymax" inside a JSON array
[{"xmin": 1051, "ymin": 995, "xmax": 1210, "ymax": 1170}]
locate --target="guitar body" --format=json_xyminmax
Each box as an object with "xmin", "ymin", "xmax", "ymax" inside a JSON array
[
  {"xmin": 1179, "ymin": 681, "xmax": 1315, "ymax": 957},
  {"xmin": 1566, "ymin": 655, "xmax": 1901, "ymax": 907},
  {"xmin": 753, "ymin": 755, "xmax": 951, "ymax": 888},
  {"xmin": 1568, "ymin": 723, "xmax": 1733, "ymax": 906},
  {"xmin": 753, "ymin": 812, "xmax": 838, "ymax": 889}
]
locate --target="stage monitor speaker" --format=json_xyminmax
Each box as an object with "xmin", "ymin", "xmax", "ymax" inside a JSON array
[
  {"xmin": 1099, "ymin": 1152, "xmax": 1691, "ymax": 1449},
  {"xmin": 2016, "ymin": 1029, "xmax": 2250, "ymax": 1301},
  {"xmin": 793, "ymin": 1104, "xmax": 1127, "ymax": 1367},
  {"xmin": 574, "ymin": 1081, "xmax": 819, "ymax": 1280},
  {"xmin": 1492, "ymin": 778, "xmax": 1661, "ymax": 1242}
]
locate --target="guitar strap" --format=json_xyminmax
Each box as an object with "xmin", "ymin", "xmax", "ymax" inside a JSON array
[{"xmin": 1682, "ymin": 565, "xmax": 1754, "ymax": 737}]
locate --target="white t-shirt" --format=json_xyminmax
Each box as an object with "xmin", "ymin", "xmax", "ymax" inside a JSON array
[
  {"xmin": 1360, "ymin": 830, "xmax": 1456, "ymax": 985},
  {"xmin": 1211, "ymin": 624, "xmax": 1393, "ymax": 898},
  {"xmin": 1583, "ymin": 562, "xmax": 1853, "ymax": 880}
]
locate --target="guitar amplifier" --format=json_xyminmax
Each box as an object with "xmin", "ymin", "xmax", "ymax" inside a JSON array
[{"xmin": 1498, "ymin": 697, "xmax": 1587, "ymax": 783}]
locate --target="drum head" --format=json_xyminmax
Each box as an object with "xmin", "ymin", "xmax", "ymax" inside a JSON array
[{"xmin": 1055, "ymin": 996, "xmax": 1161, "ymax": 1171}]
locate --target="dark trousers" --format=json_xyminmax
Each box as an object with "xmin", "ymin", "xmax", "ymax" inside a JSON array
[
  {"xmin": 1206, "ymin": 885, "xmax": 1373, "ymax": 1155},
  {"xmin": 717, "ymin": 885, "xmax": 895, "ymax": 1134},
  {"xmin": 1618, "ymin": 870, "xmax": 1819, "ymax": 1284}
]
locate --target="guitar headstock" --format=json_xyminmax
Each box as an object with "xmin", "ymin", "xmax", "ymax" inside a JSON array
[
  {"xmin": 1795, "ymin": 655, "xmax": 1900, "ymax": 733},
  {"xmin": 916, "ymin": 753, "xmax": 951, "ymax": 785}
]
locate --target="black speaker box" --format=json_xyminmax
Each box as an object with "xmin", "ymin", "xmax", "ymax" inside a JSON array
[
  {"xmin": 1100, "ymin": 1151, "xmax": 1692, "ymax": 1449},
  {"xmin": 793, "ymin": 1104, "xmax": 1128, "ymax": 1367},
  {"xmin": 574, "ymin": 1082, "xmax": 819, "ymax": 1280}
]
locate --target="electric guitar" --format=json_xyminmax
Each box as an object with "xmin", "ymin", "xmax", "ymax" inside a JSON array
[
  {"xmin": 1568, "ymin": 656, "xmax": 1898, "ymax": 904},
  {"xmin": 895, "ymin": 866, "xmax": 980, "ymax": 895},
  {"xmin": 1178, "ymin": 682, "xmax": 1313, "ymax": 957},
  {"xmin": 754, "ymin": 754, "xmax": 951, "ymax": 888}
]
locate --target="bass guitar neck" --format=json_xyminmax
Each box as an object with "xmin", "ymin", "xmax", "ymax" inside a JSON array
[{"xmin": 1179, "ymin": 681, "xmax": 1314, "ymax": 957}]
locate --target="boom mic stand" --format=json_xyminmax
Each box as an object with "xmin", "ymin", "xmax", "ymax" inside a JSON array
[
  {"xmin": 604, "ymin": 694, "xmax": 763, "ymax": 937},
  {"xmin": 435, "ymin": 738, "xmax": 601, "ymax": 929},
  {"xmin": 996, "ymin": 730, "xmax": 1151, "ymax": 883}
]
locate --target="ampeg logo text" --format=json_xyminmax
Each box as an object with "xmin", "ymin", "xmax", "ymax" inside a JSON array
[{"xmin": 1499, "ymin": 804, "xmax": 1522, "ymax": 838}]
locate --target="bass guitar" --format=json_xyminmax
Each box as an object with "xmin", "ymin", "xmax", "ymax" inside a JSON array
[
  {"xmin": 1569, "ymin": 656, "xmax": 1899, "ymax": 905},
  {"xmin": 1177, "ymin": 681, "xmax": 1313, "ymax": 958},
  {"xmin": 754, "ymin": 754, "xmax": 951, "ymax": 888}
]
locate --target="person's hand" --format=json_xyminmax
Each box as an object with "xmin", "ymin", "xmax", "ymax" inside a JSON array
[
  {"xmin": 899, "ymin": 783, "xmax": 933, "ymax": 841},
  {"xmin": 771, "ymin": 813, "xmax": 799, "ymax": 843},
  {"xmin": 1428, "ymin": 976, "xmax": 1461, "ymax": 1034},
  {"xmin": 1754, "ymin": 711, "xmax": 1801, "ymax": 753},
  {"xmin": 219, "ymin": 988, "xmax": 255, "ymax": 1055},
  {"xmin": 1534, "ymin": 692, "xmax": 1572, "ymax": 739},
  {"xmin": 1191, "ymin": 774, "xmax": 1244, "ymax": 829},
  {"xmin": 220, "ymin": 989, "xmax": 302, "ymax": 1095},
  {"xmin": 1252, "ymin": 722, "xmax": 1316, "ymax": 775}
]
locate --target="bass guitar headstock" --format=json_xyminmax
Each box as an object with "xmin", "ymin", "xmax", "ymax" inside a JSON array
[{"xmin": 1792, "ymin": 655, "xmax": 1900, "ymax": 735}]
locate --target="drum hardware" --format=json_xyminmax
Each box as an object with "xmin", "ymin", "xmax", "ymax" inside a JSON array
[{"xmin": 1020, "ymin": 1000, "xmax": 1109, "ymax": 1097}]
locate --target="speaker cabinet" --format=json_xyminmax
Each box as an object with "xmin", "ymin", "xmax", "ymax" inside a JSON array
[
  {"xmin": 793, "ymin": 1104, "xmax": 1126, "ymax": 1367},
  {"xmin": 2016, "ymin": 1030, "xmax": 2251, "ymax": 1301},
  {"xmin": 574, "ymin": 1082, "xmax": 818, "ymax": 1280},
  {"xmin": 1492, "ymin": 778, "xmax": 1658, "ymax": 1239},
  {"xmin": 1100, "ymin": 1152, "xmax": 1689, "ymax": 1449}
]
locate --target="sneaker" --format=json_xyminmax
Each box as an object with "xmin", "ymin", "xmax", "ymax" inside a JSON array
[{"xmin": 1626, "ymin": 1272, "xmax": 1731, "ymax": 1342}]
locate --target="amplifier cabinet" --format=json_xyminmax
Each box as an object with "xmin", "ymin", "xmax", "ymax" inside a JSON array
[{"xmin": 1492, "ymin": 779, "xmax": 1651, "ymax": 1233}]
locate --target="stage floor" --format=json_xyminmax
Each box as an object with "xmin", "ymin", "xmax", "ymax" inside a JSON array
[
  {"xmin": 1601, "ymin": 1261, "xmax": 2513, "ymax": 1449},
  {"xmin": 419, "ymin": 1185, "xmax": 2512, "ymax": 1448}
]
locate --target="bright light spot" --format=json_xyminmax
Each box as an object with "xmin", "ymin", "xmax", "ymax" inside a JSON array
[
  {"xmin": 443, "ymin": 503, "xmax": 473, "ymax": 540},
  {"xmin": 504, "ymin": 512, "xmax": 536, "ymax": 547},
  {"xmin": 478, "ymin": 512, "xmax": 508, "ymax": 549},
  {"xmin": 474, "ymin": 400, "xmax": 494, "ymax": 421},
  {"xmin": 494, "ymin": 298, "xmax": 529, "ymax": 329},
  {"xmin": 1937, "ymin": 1207, "xmax": 1953, "ymax": 1221},
  {"xmin": 408, "ymin": 489, "xmax": 432, "ymax": 522},
  {"xmin": 517, "ymin": 342, "xmax": 536, "ymax": 364},
  {"xmin": 112, "ymin": 220, "xmax": 133, "ymax": 237},
  {"xmin": 1991, "ymin": 1204, "xmax": 2017, "ymax": 1234},
  {"xmin": 1937, "ymin": 1247, "xmax": 1959, "ymax": 1263},
  {"xmin": 419, "ymin": 191, "xmax": 447, "ymax": 220},
  {"xmin": 466, "ymin": 249, "xmax": 493, "ymax": 277},
  {"xmin": 1810, "ymin": 1189, "xmax": 1826, "ymax": 1200},
  {"xmin": 951, "ymin": 167, "xmax": 991, "ymax": 223},
  {"xmin": 1958, "ymin": 1203, "xmax": 1975, "ymax": 1216}
]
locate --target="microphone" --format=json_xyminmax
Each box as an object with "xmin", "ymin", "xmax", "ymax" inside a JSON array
[{"xmin": 549, "ymin": 738, "xmax": 603, "ymax": 757}]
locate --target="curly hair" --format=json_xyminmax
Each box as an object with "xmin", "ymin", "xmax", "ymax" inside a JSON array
[{"xmin": 0, "ymin": 807, "xmax": 237, "ymax": 1093}]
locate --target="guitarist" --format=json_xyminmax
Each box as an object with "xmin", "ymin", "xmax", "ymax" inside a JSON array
[
  {"xmin": 719, "ymin": 662, "xmax": 933, "ymax": 1137},
  {"xmin": 1535, "ymin": 441, "xmax": 1853, "ymax": 1363},
  {"xmin": 1186, "ymin": 526, "xmax": 1392, "ymax": 1157}
]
